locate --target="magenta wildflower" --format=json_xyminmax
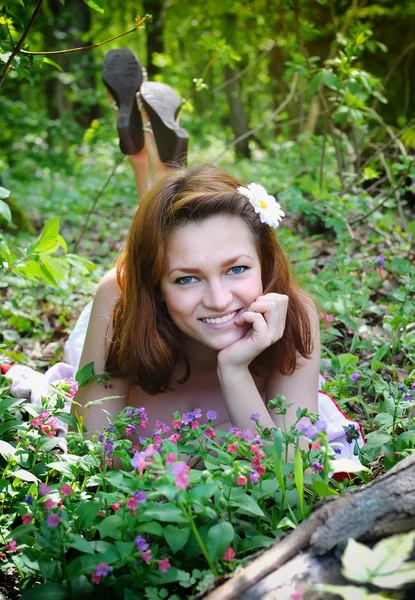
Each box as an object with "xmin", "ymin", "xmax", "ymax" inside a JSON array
[
  {"xmin": 351, "ymin": 371, "xmax": 361, "ymax": 383},
  {"xmin": 222, "ymin": 547, "xmax": 236, "ymax": 561},
  {"xmin": 141, "ymin": 549, "xmax": 152, "ymax": 564},
  {"xmin": 242, "ymin": 429, "xmax": 255, "ymax": 442},
  {"xmin": 204, "ymin": 428, "xmax": 216, "ymax": 439},
  {"xmin": 63, "ymin": 377, "xmax": 78, "ymax": 398},
  {"xmin": 127, "ymin": 497, "xmax": 138, "ymax": 511},
  {"xmin": 249, "ymin": 470, "xmax": 260, "ymax": 484},
  {"xmin": 175, "ymin": 472, "xmax": 189, "ymax": 489},
  {"xmin": 39, "ymin": 482, "xmax": 51, "ymax": 497},
  {"xmin": 181, "ymin": 412, "xmax": 194, "ymax": 425},
  {"xmin": 21, "ymin": 514, "xmax": 33, "ymax": 525},
  {"xmin": 165, "ymin": 453, "xmax": 177, "ymax": 465},
  {"xmin": 44, "ymin": 499, "xmax": 54, "ymax": 510},
  {"xmin": 6, "ymin": 540, "xmax": 17, "ymax": 553},
  {"xmin": 404, "ymin": 393, "xmax": 413, "ymax": 401},
  {"xmin": 31, "ymin": 417, "xmax": 42, "ymax": 429},
  {"xmin": 193, "ymin": 408, "xmax": 202, "ymax": 419},
  {"xmin": 39, "ymin": 410, "xmax": 50, "ymax": 419},
  {"xmin": 250, "ymin": 413, "xmax": 261, "ymax": 422},
  {"xmin": 158, "ymin": 558, "xmax": 171, "ymax": 572},
  {"xmin": 237, "ymin": 475, "xmax": 248, "ymax": 486},
  {"xmin": 130, "ymin": 452, "xmax": 147, "ymax": 470},
  {"xmin": 60, "ymin": 484, "xmax": 73, "ymax": 497},
  {"xmin": 91, "ymin": 574, "xmax": 101, "ymax": 585},
  {"xmin": 172, "ymin": 461, "xmax": 186, "ymax": 475},
  {"xmin": 312, "ymin": 462, "xmax": 324, "ymax": 473},
  {"xmin": 47, "ymin": 514, "xmax": 60, "ymax": 527},
  {"xmin": 134, "ymin": 491, "xmax": 147, "ymax": 503}
]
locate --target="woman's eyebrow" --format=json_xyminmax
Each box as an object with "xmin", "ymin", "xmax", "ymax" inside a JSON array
[{"xmin": 168, "ymin": 254, "xmax": 252, "ymax": 276}]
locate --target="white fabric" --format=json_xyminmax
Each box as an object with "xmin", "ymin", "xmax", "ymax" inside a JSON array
[{"xmin": 7, "ymin": 302, "xmax": 365, "ymax": 466}]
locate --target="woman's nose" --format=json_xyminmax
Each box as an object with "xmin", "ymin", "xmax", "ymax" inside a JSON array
[{"xmin": 203, "ymin": 280, "xmax": 233, "ymax": 310}]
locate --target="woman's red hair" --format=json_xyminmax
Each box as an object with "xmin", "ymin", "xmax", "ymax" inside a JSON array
[{"xmin": 106, "ymin": 163, "xmax": 314, "ymax": 393}]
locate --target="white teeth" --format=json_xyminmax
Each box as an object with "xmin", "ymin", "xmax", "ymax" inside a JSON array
[{"xmin": 202, "ymin": 311, "xmax": 237, "ymax": 324}]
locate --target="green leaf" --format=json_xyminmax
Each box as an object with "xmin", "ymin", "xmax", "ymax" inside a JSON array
[
  {"xmin": 341, "ymin": 538, "xmax": 377, "ymax": 584},
  {"xmin": 0, "ymin": 186, "xmax": 11, "ymax": 200},
  {"xmin": 187, "ymin": 482, "xmax": 219, "ymax": 505},
  {"xmin": 40, "ymin": 255, "xmax": 68, "ymax": 280},
  {"xmin": 232, "ymin": 493, "xmax": 265, "ymax": 518},
  {"xmin": 46, "ymin": 461, "xmax": 73, "ymax": 478},
  {"xmin": 294, "ymin": 443, "xmax": 305, "ymax": 518},
  {"xmin": 11, "ymin": 469, "xmax": 40, "ymax": 483},
  {"xmin": 338, "ymin": 353, "xmax": 359, "ymax": 370},
  {"xmin": 0, "ymin": 440, "xmax": 16, "ymax": 460},
  {"xmin": 205, "ymin": 521, "xmax": 235, "ymax": 561},
  {"xmin": 135, "ymin": 521, "xmax": 163, "ymax": 537},
  {"xmin": 68, "ymin": 534, "xmax": 95, "ymax": 554},
  {"xmin": 139, "ymin": 505, "xmax": 188, "ymax": 524},
  {"xmin": 0, "ymin": 199, "xmax": 12, "ymax": 223},
  {"xmin": 75, "ymin": 362, "xmax": 95, "ymax": 387},
  {"xmin": 75, "ymin": 502, "xmax": 102, "ymax": 530},
  {"xmin": 322, "ymin": 69, "xmax": 342, "ymax": 90},
  {"xmin": 32, "ymin": 218, "xmax": 60, "ymax": 253},
  {"xmin": 238, "ymin": 535, "xmax": 275, "ymax": 553},
  {"xmin": 312, "ymin": 481, "xmax": 339, "ymax": 497},
  {"xmin": 96, "ymin": 515, "xmax": 123, "ymax": 540},
  {"xmin": 42, "ymin": 57, "xmax": 63, "ymax": 72},
  {"xmin": 272, "ymin": 429, "xmax": 285, "ymax": 496},
  {"xmin": 83, "ymin": 0, "xmax": 106, "ymax": 13},
  {"xmin": 163, "ymin": 525, "xmax": 191, "ymax": 553},
  {"xmin": 368, "ymin": 531, "xmax": 415, "ymax": 588},
  {"xmin": 21, "ymin": 582, "xmax": 69, "ymax": 599}
]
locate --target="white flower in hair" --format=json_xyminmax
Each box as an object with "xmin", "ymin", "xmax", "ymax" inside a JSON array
[{"xmin": 237, "ymin": 183, "xmax": 285, "ymax": 229}]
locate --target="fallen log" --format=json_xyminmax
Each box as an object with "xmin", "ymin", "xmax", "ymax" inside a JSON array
[{"xmin": 200, "ymin": 453, "xmax": 415, "ymax": 600}]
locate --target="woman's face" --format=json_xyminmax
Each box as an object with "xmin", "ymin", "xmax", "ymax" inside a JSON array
[{"xmin": 160, "ymin": 215, "xmax": 263, "ymax": 352}]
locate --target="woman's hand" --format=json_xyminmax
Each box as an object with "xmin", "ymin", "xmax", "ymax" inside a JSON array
[{"xmin": 217, "ymin": 293, "xmax": 289, "ymax": 371}]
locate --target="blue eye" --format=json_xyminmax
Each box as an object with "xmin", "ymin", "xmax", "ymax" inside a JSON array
[
  {"xmin": 175, "ymin": 276, "xmax": 197, "ymax": 285},
  {"xmin": 229, "ymin": 266, "xmax": 248, "ymax": 275}
]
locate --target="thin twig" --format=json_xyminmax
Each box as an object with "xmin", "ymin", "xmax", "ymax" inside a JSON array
[
  {"xmin": 350, "ymin": 167, "xmax": 410, "ymax": 225},
  {"xmin": 319, "ymin": 120, "xmax": 327, "ymax": 191},
  {"xmin": 318, "ymin": 90, "xmax": 346, "ymax": 191},
  {"xmin": 19, "ymin": 15, "xmax": 151, "ymax": 56},
  {"xmin": 379, "ymin": 152, "xmax": 408, "ymax": 232},
  {"xmin": 367, "ymin": 108, "xmax": 407, "ymax": 157},
  {"xmin": 72, "ymin": 155, "xmax": 126, "ymax": 254},
  {"xmin": 212, "ymin": 73, "xmax": 299, "ymax": 163},
  {"xmin": 213, "ymin": 42, "xmax": 275, "ymax": 93},
  {"xmin": 0, "ymin": 0, "xmax": 44, "ymax": 89}
]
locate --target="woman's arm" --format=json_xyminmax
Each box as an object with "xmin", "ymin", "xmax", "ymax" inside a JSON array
[
  {"xmin": 72, "ymin": 269, "xmax": 131, "ymax": 434},
  {"xmin": 217, "ymin": 300, "xmax": 321, "ymax": 432}
]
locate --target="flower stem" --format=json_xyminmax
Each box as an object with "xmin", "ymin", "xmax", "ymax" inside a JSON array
[{"xmin": 180, "ymin": 503, "xmax": 218, "ymax": 577}]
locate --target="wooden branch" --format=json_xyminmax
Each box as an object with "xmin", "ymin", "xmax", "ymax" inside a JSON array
[
  {"xmin": 0, "ymin": 0, "xmax": 44, "ymax": 89},
  {"xmin": 200, "ymin": 453, "xmax": 415, "ymax": 600}
]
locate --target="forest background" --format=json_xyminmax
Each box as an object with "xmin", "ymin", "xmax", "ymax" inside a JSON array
[{"xmin": 1, "ymin": 0, "xmax": 415, "ymax": 473}]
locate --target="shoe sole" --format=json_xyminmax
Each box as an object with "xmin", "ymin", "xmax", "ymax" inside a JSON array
[
  {"xmin": 140, "ymin": 81, "xmax": 189, "ymax": 167},
  {"xmin": 102, "ymin": 48, "xmax": 144, "ymax": 155}
]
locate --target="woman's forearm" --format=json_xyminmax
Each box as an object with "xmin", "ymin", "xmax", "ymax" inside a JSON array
[{"xmin": 217, "ymin": 366, "xmax": 279, "ymax": 432}]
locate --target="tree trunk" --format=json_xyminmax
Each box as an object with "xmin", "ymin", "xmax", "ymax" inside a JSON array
[
  {"xmin": 200, "ymin": 453, "xmax": 415, "ymax": 600},
  {"xmin": 142, "ymin": 0, "xmax": 166, "ymax": 77}
]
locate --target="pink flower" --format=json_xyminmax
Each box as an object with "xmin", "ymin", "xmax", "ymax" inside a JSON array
[
  {"xmin": 139, "ymin": 419, "xmax": 148, "ymax": 429},
  {"xmin": 40, "ymin": 424, "xmax": 50, "ymax": 434},
  {"xmin": 39, "ymin": 483, "xmax": 51, "ymax": 497},
  {"xmin": 191, "ymin": 420, "xmax": 199, "ymax": 430},
  {"xmin": 64, "ymin": 377, "xmax": 78, "ymax": 398},
  {"xmin": 6, "ymin": 540, "xmax": 17, "ymax": 553},
  {"xmin": 39, "ymin": 410, "xmax": 50, "ymax": 419},
  {"xmin": 175, "ymin": 472, "xmax": 189, "ymax": 489},
  {"xmin": 165, "ymin": 453, "xmax": 177, "ymax": 465},
  {"xmin": 311, "ymin": 441, "xmax": 321, "ymax": 450},
  {"xmin": 60, "ymin": 484, "xmax": 73, "ymax": 497},
  {"xmin": 47, "ymin": 430, "xmax": 56, "ymax": 438},
  {"xmin": 141, "ymin": 549, "xmax": 152, "ymax": 564},
  {"xmin": 111, "ymin": 503, "xmax": 121, "ymax": 512},
  {"xmin": 91, "ymin": 573, "xmax": 101, "ymax": 585},
  {"xmin": 31, "ymin": 417, "xmax": 42, "ymax": 429},
  {"xmin": 47, "ymin": 514, "xmax": 60, "ymax": 527},
  {"xmin": 251, "ymin": 457, "xmax": 261, "ymax": 469},
  {"xmin": 237, "ymin": 475, "xmax": 247, "ymax": 486},
  {"xmin": 227, "ymin": 443, "xmax": 237, "ymax": 454},
  {"xmin": 48, "ymin": 417, "xmax": 60, "ymax": 429},
  {"xmin": 168, "ymin": 434, "xmax": 181, "ymax": 443},
  {"xmin": 124, "ymin": 427, "xmax": 134, "ymax": 437},
  {"xmin": 256, "ymin": 449, "xmax": 265, "ymax": 459},
  {"xmin": 43, "ymin": 499, "xmax": 54, "ymax": 511},
  {"xmin": 158, "ymin": 558, "xmax": 171, "ymax": 572},
  {"xmin": 257, "ymin": 466, "xmax": 265, "ymax": 475},
  {"xmin": 222, "ymin": 547, "xmax": 236, "ymax": 561},
  {"xmin": 204, "ymin": 428, "xmax": 216, "ymax": 439},
  {"xmin": 127, "ymin": 497, "xmax": 138, "ymax": 511},
  {"xmin": 172, "ymin": 420, "xmax": 182, "ymax": 430},
  {"xmin": 290, "ymin": 589, "xmax": 302, "ymax": 600},
  {"xmin": 21, "ymin": 514, "xmax": 33, "ymax": 525},
  {"xmin": 172, "ymin": 461, "xmax": 186, "ymax": 475}
]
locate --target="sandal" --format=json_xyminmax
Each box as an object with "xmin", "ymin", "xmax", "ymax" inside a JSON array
[
  {"xmin": 102, "ymin": 48, "xmax": 144, "ymax": 155},
  {"xmin": 140, "ymin": 81, "xmax": 189, "ymax": 167}
]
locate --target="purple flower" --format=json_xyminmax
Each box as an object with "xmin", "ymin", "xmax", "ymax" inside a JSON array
[
  {"xmin": 412, "ymin": 383, "xmax": 415, "ymax": 391},
  {"xmin": 126, "ymin": 409, "xmax": 133, "ymax": 418},
  {"xmin": 249, "ymin": 470, "xmax": 260, "ymax": 484},
  {"xmin": 404, "ymin": 393, "xmax": 413, "ymax": 402},
  {"xmin": 250, "ymin": 413, "xmax": 261, "ymax": 422},
  {"xmin": 95, "ymin": 562, "xmax": 112, "ymax": 577},
  {"xmin": 193, "ymin": 408, "xmax": 202, "ymax": 419},
  {"xmin": 181, "ymin": 412, "xmax": 194, "ymax": 425},
  {"xmin": 376, "ymin": 256, "xmax": 386, "ymax": 268},
  {"xmin": 108, "ymin": 425, "xmax": 115, "ymax": 433},
  {"xmin": 207, "ymin": 410, "xmax": 217, "ymax": 421},
  {"xmin": 351, "ymin": 371, "xmax": 361, "ymax": 383},
  {"xmin": 25, "ymin": 495, "xmax": 34, "ymax": 505},
  {"xmin": 314, "ymin": 419, "xmax": 327, "ymax": 432},
  {"xmin": 134, "ymin": 491, "xmax": 147, "ymax": 503},
  {"xmin": 312, "ymin": 461, "xmax": 324, "ymax": 473},
  {"xmin": 305, "ymin": 427, "xmax": 318, "ymax": 441},
  {"xmin": 297, "ymin": 417, "xmax": 312, "ymax": 432},
  {"xmin": 135, "ymin": 535, "xmax": 149, "ymax": 552},
  {"xmin": 334, "ymin": 446, "xmax": 342, "ymax": 455},
  {"xmin": 172, "ymin": 461, "xmax": 186, "ymax": 475},
  {"xmin": 39, "ymin": 483, "xmax": 51, "ymax": 497},
  {"xmin": 47, "ymin": 514, "xmax": 60, "ymax": 527},
  {"xmin": 98, "ymin": 434, "xmax": 105, "ymax": 442},
  {"xmin": 103, "ymin": 440, "xmax": 114, "ymax": 454},
  {"xmin": 325, "ymin": 259, "xmax": 332, "ymax": 265},
  {"xmin": 344, "ymin": 423, "xmax": 360, "ymax": 443},
  {"xmin": 242, "ymin": 428, "xmax": 255, "ymax": 442}
]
